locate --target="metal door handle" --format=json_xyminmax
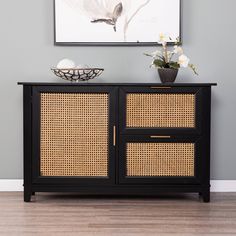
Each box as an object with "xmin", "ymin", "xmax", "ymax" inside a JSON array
[
  {"xmin": 113, "ymin": 126, "xmax": 116, "ymax": 146},
  {"xmin": 150, "ymin": 87, "xmax": 172, "ymax": 89},
  {"xmin": 150, "ymin": 136, "xmax": 171, "ymax": 139}
]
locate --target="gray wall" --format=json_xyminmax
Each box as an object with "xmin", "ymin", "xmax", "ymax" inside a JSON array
[{"xmin": 0, "ymin": 0, "xmax": 235, "ymax": 179}]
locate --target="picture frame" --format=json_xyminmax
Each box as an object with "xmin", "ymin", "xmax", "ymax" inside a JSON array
[{"xmin": 54, "ymin": 0, "xmax": 182, "ymax": 46}]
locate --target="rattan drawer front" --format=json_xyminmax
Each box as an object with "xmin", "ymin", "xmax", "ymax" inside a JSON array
[
  {"xmin": 126, "ymin": 93, "xmax": 195, "ymax": 128},
  {"xmin": 40, "ymin": 93, "xmax": 109, "ymax": 177},
  {"xmin": 127, "ymin": 143, "xmax": 195, "ymax": 177}
]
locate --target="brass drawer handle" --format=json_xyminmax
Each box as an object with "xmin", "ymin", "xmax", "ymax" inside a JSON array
[
  {"xmin": 150, "ymin": 87, "xmax": 172, "ymax": 89},
  {"xmin": 113, "ymin": 126, "xmax": 116, "ymax": 146},
  {"xmin": 150, "ymin": 136, "xmax": 171, "ymax": 139}
]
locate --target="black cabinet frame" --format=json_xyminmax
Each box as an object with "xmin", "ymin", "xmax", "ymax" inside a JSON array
[{"xmin": 19, "ymin": 83, "xmax": 216, "ymax": 203}]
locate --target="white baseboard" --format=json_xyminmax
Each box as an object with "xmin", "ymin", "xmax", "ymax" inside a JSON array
[
  {"xmin": 210, "ymin": 180, "xmax": 236, "ymax": 192},
  {"xmin": 0, "ymin": 180, "xmax": 236, "ymax": 192},
  {"xmin": 0, "ymin": 180, "xmax": 23, "ymax": 191}
]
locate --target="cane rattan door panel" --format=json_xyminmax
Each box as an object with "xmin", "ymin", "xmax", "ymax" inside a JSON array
[
  {"xmin": 126, "ymin": 93, "xmax": 195, "ymax": 128},
  {"xmin": 119, "ymin": 136, "xmax": 201, "ymax": 184},
  {"xmin": 126, "ymin": 143, "xmax": 194, "ymax": 177},
  {"xmin": 40, "ymin": 93, "xmax": 109, "ymax": 177},
  {"xmin": 119, "ymin": 87, "xmax": 202, "ymax": 135}
]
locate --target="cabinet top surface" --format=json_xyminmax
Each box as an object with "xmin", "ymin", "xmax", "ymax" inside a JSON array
[{"xmin": 18, "ymin": 82, "xmax": 217, "ymax": 87}]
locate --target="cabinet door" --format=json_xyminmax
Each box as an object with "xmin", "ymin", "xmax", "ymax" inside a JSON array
[
  {"xmin": 32, "ymin": 86, "xmax": 117, "ymax": 185},
  {"xmin": 119, "ymin": 86, "xmax": 203, "ymax": 135},
  {"xmin": 119, "ymin": 136, "xmax": 203, "ymax": 184}
]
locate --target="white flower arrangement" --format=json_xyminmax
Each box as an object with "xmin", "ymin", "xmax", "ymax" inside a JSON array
[{"xmin": 145, "ymin": 33, "xmax": 198, "ymax": 75}]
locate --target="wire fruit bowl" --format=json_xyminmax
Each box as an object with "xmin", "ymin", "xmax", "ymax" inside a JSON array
[{"xmin": 51, "ymin": 68, "xmax": 104, "ymax": 82}]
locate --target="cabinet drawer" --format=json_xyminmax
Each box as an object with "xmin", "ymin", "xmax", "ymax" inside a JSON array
[
  {"xmin": 119, "ymin": 87, "xmax": 203, "ymax": 135},
  {"xmin": 119, "ymin": 135, "xmax": 203, "ymax": 184}
]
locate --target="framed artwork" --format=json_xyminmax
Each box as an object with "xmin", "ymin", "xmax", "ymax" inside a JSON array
[{"xmin": 54, "ymin": 0, "xmax": 181, "ymax": 46}]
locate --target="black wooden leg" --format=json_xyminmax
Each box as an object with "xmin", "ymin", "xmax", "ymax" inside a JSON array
[
  {"xmin": 202, "ymin": 189, "xmax": 210, "ymax": 203},
  {"xmin": 24, "ymin": 191, "xmax": 32, "ymax": 202},
  {"xmin": 32, "ymin": 192, "xmax": 35, "ymax": 196}
]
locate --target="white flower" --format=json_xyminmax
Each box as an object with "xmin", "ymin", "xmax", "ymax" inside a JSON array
[
  {"xmin": 165, "ymin": 51, "xmax": 174, "ymax": 62},
  {"xmin": 178, "ymin": 55, "xmax": 190, "ymax": 68},
  {"xmin": 174, "ymin": 46, "xmax": 184, "ymax": 54},
  {"xmin": 150, "ymin": 62, "xmax": 156, "ymax": 68},
  {"xmin": 158, "ymin": 33, "xmax": 168, "ymax": 45}
]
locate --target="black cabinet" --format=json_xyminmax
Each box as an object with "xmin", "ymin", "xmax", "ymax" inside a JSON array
[{"xmin": 18, "ymin": 83, "xmax": 216, "ymax": 202}]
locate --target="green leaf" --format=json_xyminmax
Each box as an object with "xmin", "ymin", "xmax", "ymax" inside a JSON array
[
  {"xmin": 153, "ymin": 59, "xmax": 165, "ymax": 68},
  {"xmin": 189, "ymin": 64, "xmax": 199, "ymax": 75},
  {"xmin": 143, "ymin": 53, "xmax": 153, "ymax": 57},
  {"xmin": 169, "ymin": 61, "xmax": 180, "ymax": 69},
  {"xmin": 175, "ymin": 37, "xmax": 181, "ymax": 46}
]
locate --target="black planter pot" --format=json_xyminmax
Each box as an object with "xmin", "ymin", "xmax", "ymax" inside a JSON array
[{"xmin": 158, "ymin": 68, "xmax": 179, "ymax": 83}]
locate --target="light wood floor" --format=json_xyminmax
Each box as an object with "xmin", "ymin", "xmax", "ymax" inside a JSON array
[{"xmin": 0, "ymin": 193, "xmax": 236, "ymax": 236}]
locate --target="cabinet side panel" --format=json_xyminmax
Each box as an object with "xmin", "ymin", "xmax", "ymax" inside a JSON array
[{"xmin": 23, "ymin": 85, "xmax": 32, "ymax": 201}]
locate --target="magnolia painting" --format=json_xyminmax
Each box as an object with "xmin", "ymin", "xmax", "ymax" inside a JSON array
[{"xmin": 55, "ymin": 0, "xmax": 181, "ymax": 45}]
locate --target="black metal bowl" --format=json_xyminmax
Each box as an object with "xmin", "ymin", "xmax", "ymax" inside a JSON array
[{"xmin": 51, "ymin": 68, "xmax": 104, "ymax": 82}]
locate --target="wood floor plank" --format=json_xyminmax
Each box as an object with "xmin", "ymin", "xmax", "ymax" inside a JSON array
[{"xmin": 0, "ymin": 193, "xmax": 236, "ymax": 236}]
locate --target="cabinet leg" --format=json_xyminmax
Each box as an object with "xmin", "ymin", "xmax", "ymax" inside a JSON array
[
  {"xmin": 202, "ymin": 189, "xmax": 210, "ymax": 203},
  {"xmin": 24, "ymin": 191, "xmax": 32, "ymax": 202}
]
